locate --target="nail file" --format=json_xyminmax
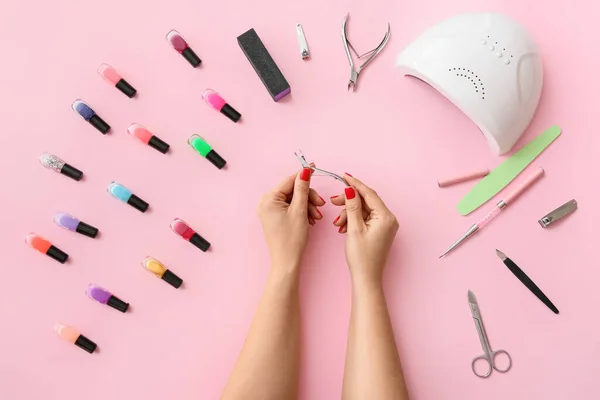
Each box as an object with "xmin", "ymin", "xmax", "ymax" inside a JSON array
[
  {"xmin": 457, "ymin": 125, "xmax": 561, "ymax": 216},
  {"xmin": 237, "ymin": 28, "xmax": 291, "ymax": 102}
]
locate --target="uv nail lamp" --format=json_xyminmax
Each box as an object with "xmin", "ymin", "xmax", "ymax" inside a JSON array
[{"xmin": 396, "ymin": 13, "xmax": 543, "ymax": 154}]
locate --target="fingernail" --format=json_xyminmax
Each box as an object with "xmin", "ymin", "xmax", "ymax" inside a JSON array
[
  {"xmin": 316, "ymin": 209, "xmax": 323, "ymax": 218},
  {"xmin": 333, "ymin": 216, "xmax": 340, "ymax": 224},
  {"xmin": 330, "ymin": 195, "xmax": 339, "ymax": 200},
  {"xmin": 345, "ymin": 187, "xmax": 356, "ymax": 200},
  {"xmin": 319, "ymin": 196, "xmax": 325, "ymax": 203},
  {"xmin": 345, "ymin": 172, "xmax": 353, "ymax": 177},
  {"xmin": 300, "ymin": 168, "xmax": 311, "ymax": 181},
  {"xmin": 338, "ymin": 225, "xmax": 344, "ymax": 233}
]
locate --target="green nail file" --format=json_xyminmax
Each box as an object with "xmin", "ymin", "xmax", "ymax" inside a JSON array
[{"xmin": 457, "ymin": 125, "xmax": 562, "ymax": 216}]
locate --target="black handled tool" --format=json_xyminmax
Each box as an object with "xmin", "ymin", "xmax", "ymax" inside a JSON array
[{"xmin": 495, "ymin": 250, "xmax": 559, "ymax": 314}]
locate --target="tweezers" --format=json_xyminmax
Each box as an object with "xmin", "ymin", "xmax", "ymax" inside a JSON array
[
  {"xmin": 496, "ymin": 250, "xmax": 559, "ymax": 314},
  {"xmin": 294, "ymin": 150, "xmax": 349, "ymax": 186}
]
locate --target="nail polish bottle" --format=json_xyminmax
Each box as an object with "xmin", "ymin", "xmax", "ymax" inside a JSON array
[
  {"xmin": 54, "ymin": 324, "xmax": 97, "ymax": 353},
  {"xmin": 202, "ymin": 89, "xmax": 241, "ymax": 122},
  {"xmin": 170, "ymin": 218, "xmax": 211, "ymax": 252},
  {"xmin": 142, "ymin": 257, "xmax": 183, "ymax": 288},
  {"xmin": 71, "ymin": 99, "xmax": 110, "ymax": 134},
  {"xmin": 107, "ymin": 182, "xmax": 149, "ymax": 213},
  {"xmin": 98, "ymin": 64, "xmax": 137, "ymax": 98},
  {"xmin": 86, "ymin": 284, "xmax": 129, "ymax": 312},
  {"xmin": 25, "ymin": 233, "xmax": 68, "ymax": 263},
  {"xmin": 166, "ymin": 30, "xmax": 202, "ymax": 67},
  {"xmin": 188, "ymin": 134, "xmax": 226, "ymax": 169},
  {"xmin": 54, "ymin": 212, "xmax": 98, "ymax": 238},
  {"xmin": 127, "ymin": 124, "xmax": 170, "ymax": 154},
  {"xmin": 39, "ymin": 153, "xmax": 83, "ymax": 181}
]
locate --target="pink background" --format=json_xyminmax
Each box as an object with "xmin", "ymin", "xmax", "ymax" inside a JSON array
[{"xmin": 0, "ymin": 0, "xmax": 597, "ymax": 399}]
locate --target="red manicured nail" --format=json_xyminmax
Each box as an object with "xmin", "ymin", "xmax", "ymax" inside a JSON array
[
  {"xmin": 300, "ymin": 168, "xmax": 311, "ymax": 181},
  {"xmin": 333, "ymin": 216, "xmax": 340, "ymax": 224},
  {"xmin": 317, "ymin": 209, "xmax": 323, "ymax": 218},
  {"xmin": 345, "ymin": 187, "xmax": 356, "ymax": 200},
  {"xmin": 319, "ymin": 196, "xmax": 325, "ymax": 203},
  {"xmin": 345, "ymin": 172, "xmax": 353, "ymax": 177},
  {"xmin": 330, "ymin": 195, "xmax": 339, "ymax": 200},
  {"xmin": 338, "ymin": 225, "xmax": 344, "ymax": 233}
]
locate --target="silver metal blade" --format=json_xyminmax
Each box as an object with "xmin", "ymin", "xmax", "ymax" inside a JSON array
[
  {"xmin": 439, "ymin": 224, "xmax": 479, "ymax": 258},
  {"xmin": 468, "ymin": 290, "xmax": 493, "ymax": 356}
]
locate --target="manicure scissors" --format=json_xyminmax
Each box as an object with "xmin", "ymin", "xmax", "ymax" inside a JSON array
[
  {"xmin": 294, "ymin": 150, "xmax": 349, "ymax": 186},
  {"xmin": 468, "ymin": 290, "xmax": 512, "ymax": 378},
  {"xmin": 341, "ymin": 13, "xmax": 391, "ymax": 92}
]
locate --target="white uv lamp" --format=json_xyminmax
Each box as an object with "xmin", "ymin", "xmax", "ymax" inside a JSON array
[{"xmin": 396, "ymin": 13, "xmax": 543, "ymax": 154}]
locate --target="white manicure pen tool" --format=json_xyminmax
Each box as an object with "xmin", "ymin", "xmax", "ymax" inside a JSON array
[{"xmin": 440, "ymin": 167, "xmax": 544, "ymax": 258}]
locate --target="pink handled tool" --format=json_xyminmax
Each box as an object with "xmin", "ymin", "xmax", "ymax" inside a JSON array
[
  {"xmin": 438, "ymin": 168, "xmax": 490, "ymax": 188},
  {"xmin": 440, "ymin": 167, "xmax": 544, "ymax": 258}
]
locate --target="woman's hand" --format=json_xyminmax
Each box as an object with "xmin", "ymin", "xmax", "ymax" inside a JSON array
[
  {"xmin": 257, "ymin": 168, "xmax": 326, "ymax": 269},
  {"xmin": 331, "ymin": 174, "xmax": 399, "ymax": 288}
]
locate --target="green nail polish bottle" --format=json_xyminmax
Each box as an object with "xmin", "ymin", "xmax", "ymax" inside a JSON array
[{"xmin": 188, "ymin": 134, "xmax": 227, "ymax": 169}]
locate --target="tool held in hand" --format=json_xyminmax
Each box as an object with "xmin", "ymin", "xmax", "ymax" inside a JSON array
[
  {"xmin": 468, "ymin": 290, "xmax": 512, "ymax": 378},
  {"xmin": 495, "ymin": 250, "xmax": 559, "ymax": 314},
  {"xmin": 440, "ymin": 167, "xmax": 544, "ymax": 257},
  {"xmin": 294, "ymin": 150, "xmax": 349, "ymax": 186},
  {"xmin": 341, "ymin": 13, "xmax": 391, "ymax": 92}
]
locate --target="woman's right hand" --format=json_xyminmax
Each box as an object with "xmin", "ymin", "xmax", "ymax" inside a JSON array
[{"xmin": 331, "ymin": 174, "xmax": 399, "ymax": 288}]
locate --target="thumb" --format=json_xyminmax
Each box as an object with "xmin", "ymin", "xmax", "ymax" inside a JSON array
[
  {"xmin": 290, "ymin": 167, "xmax": 312, "ymax": 215},
  {"xmin": 344, "ymin": 186, "xmax": 365, "ymax": 232}
]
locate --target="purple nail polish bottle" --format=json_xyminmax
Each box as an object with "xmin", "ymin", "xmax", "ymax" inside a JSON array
[
  {"xmin": 54, "ymin": 212, "xmax": 98, "ymax": 238},
  {"xmin": 86, "ymin": 284, "xmax": 129, "ymax": 313}
]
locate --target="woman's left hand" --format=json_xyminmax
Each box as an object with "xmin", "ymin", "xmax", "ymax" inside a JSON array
[{"xmin": 257, "ymin": 167, "xmax": 326, "ymax": 269}]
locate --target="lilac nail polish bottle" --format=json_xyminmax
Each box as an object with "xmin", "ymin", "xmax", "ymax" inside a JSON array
[
  {"xmin": 86, "ymin": 284, "xmax": 129, "ymax": 313},
  {"xmin": 54, "ymin": 212, "xmax": 98, "ymax": 238}
]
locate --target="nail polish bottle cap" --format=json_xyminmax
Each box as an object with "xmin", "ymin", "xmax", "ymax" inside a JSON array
[
  {"xmin": 116, "ymin": 80, "xmax": 137, "ymax": 98},
  {"xmin": 206, "ymin": 150, "xmax": 226, "ymax": 169},
  {"xmin": 48, "ymin": 246, "xmax": 68, "ymax": 264},
  {"xmin": 190, "ymin": 232, "xmax": 210, "ymax": 252},
  {"xmin": 182, "ymin": 48, "xmax": 201, "ymax": 67},
  {"xmin": 127, "ymin": 194, "xmax": 149, "ymax": 213},
  {"xmin": 76, "ymin": 222, "xmax": 99, "ymax": 238},
  {"xmin": 107, "ymin": 296, "xmax": 129, "ymax": 312},
  {"xmin": 61, "ymin": 164, "xmax": 84, "ymax": 181},
  {"xmin": 221, "ymin": 104, "xmax": 241, "ymax": 122},
  {"xmin": 161, "ymin": 270, "xmax": 183, "ymax": 288},
  {"xmin": 75, "ymin": 334, "xmax": 97, "ymax": 353},
  {"xmin": 148, "ymin": 136, "xmax": 170, "ymax": 154}
]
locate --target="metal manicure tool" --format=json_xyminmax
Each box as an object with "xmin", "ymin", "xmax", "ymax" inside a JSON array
[
  {"xmin": 341, "ymin": 13, "xmax": 391, "ymax": 92},
  {"xmin": 294, "ymin": 150, "xmax": 349, "ymax": 186},
  {"xmin": 468, "ymin": 290, "xmax": 512, "ymax": 378},
  {"xmin": 296, "ymin": 23, "xmax": 310, "ymax": 60},
  {"xmin": 440, "ymin": 167, "xmax": 544, "ymax": 258},
  {"xmin": 495, "ymin": 250, "xmax": 559, "ymax": 314},
  {"xmin": 538, "ymin": 199, "xmax": 577, "ymax": 228}
]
